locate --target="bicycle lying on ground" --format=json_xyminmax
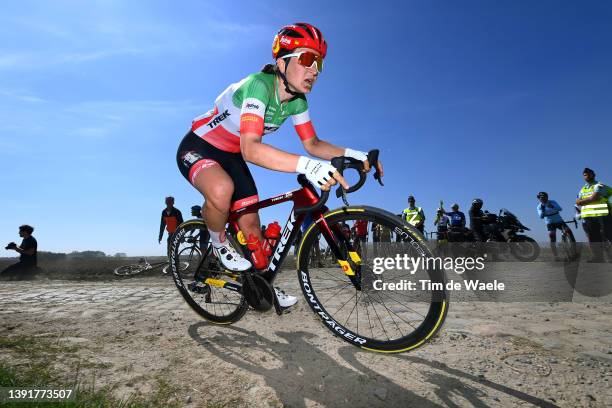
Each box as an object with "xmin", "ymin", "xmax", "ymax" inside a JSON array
[
  {"xmin": 169, "ymin": 150, "xmax": 448, "ymax": 353},
  {"xmin": 113, "ymin": 257, "xmax": 189, "ymax": 276}
]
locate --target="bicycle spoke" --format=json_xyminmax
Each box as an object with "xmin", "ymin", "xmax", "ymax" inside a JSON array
[
  {"xmin": 364, "ymin": 291, "xmax": 411, "ymax": 335},
  {"xmin": 344, "ymin": 289, "xmax": 362, "ymax": 327},
  {"xmin": 365, "ymin": 292, "xmax": 391, "ymax": 341},
  {"xmin": 319, "ymin": 282, "xmax": 354, "ymax": 306},
  {"xmin": 375, "ymin": 290, "xmax": 427, "ymax": 320},
  {"xmin": 334, "ymin": 291, "xmax": 358, "ymax": 316}
]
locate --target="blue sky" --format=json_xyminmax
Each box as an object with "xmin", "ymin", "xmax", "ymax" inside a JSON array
[{"xmin": 1, "ymin": 0, "xmax": 611, "ymax": 256}]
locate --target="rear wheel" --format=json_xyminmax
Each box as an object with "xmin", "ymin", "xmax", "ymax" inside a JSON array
[
  {"xmin": 162, "ymin": 261, "xmax": 189, "ymax": 275},
  {"xmin": 114, "ymin": 264, "xmax": 147, "ymax": 276},
  {"xmin": 297, "ymin": 206, "xmax": 448, "ymax": 353},
  {"xmin": 170, "ymin": 220, "xmax": 248, "ymax": 324}
]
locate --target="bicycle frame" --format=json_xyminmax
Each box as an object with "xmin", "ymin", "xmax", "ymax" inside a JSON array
[{"xmin": 226, "ymin": 179, "xmax": 360, "ymax": 286}]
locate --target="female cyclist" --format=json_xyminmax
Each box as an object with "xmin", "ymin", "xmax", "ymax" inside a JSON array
[{"xmin": 176, "ymin": 23, "xmax": 383, "ymax": 307}]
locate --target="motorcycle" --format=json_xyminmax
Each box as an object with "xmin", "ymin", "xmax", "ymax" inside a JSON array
[
  {"xmin": 445, "ymin": 209, "xmax": 540, "ymax": 262},
  {"xmin": 481, "ymin": 208, "xmax": 540, "ymax": 262}
]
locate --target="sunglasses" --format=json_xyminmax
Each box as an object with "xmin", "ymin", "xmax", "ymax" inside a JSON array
[{"xmin": 282, "ymin": 51, "xmax": 323, "ymax": 73}]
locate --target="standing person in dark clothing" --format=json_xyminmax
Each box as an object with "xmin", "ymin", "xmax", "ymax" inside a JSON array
[
  {"xmin": 159, "ymin": 196, "xmax": 184, "ymax": 252},
  {"xmin": 2, "ymin": 225, "xmax": 38, "ymax": 277},
  {"xmin": 469, "ymin": 198, "xmax": 487, "ymax": 242}
]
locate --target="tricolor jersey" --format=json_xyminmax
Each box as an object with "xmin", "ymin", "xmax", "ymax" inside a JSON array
[{"xmin": 191, "ymin": 71, "xmax": 316, "ymax": 153}]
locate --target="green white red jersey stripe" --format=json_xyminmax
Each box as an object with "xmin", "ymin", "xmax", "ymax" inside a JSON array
[{"xmin": 191, "ymin": 72, "xmax": 316, "ymax": 153}]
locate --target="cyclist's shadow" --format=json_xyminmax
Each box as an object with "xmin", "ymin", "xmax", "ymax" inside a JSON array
[
  {"xmin": 188, "ymin": 322, "xmax": 438, "ymax": 407},
  {"xmin": 337, "ymin": 349, "xmax": 559, "ymax": 408}
]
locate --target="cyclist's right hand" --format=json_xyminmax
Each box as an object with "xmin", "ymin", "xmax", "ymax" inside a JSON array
[{"xmin": 296, "ymin": 156, "xmax": 348, "ymax": 191}]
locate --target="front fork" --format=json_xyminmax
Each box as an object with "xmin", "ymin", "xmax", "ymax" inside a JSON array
[{"xmin": 316, "ymin": 217, "xmax": 363, "ymax": 290}]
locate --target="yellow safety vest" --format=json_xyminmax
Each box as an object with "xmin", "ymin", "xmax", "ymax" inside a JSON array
[
  {"xmin": 579, "ymin": 182, "xmax": 610, "ymax": 218},
  {"xmin": 403, "ymin": 207, "xmax": 424, "ymax": 225}
]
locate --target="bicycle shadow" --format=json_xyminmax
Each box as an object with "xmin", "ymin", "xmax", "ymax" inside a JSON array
[
  {"xmin": 188, "ymin": 322, "xmax": 437, "ymax": 407},
  {"xmin": 187, "ymin": 322, "xmax": 556, "ymax": 407}
]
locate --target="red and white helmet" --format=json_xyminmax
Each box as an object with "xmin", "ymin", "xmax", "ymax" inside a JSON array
[{"xmin": 272, "ymin": 23, "xmax": 327, "ymax": 59}]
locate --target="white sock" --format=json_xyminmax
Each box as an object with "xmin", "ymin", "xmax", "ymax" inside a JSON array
[{"xmin": 208, "ymin": 228, "xmax": 226, "ymax": 248}]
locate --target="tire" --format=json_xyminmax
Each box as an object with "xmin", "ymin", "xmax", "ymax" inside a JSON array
[
  {"xmin": 114, "ymin": 264, "xmax": 147, "ymax": 276},
  {"xmin": 509, "ymin": 236, "xmax": 540, "ymax": 262},
  {"xmin": 297, "ymin": 206, "xmax": 449, "ymax": 353},
  {"xmin": 169, "ymin": 219, "xmax": 248, "ymax": 324},
  {"xmin": 560, "ymin": 233, "xmax": 579, "ymax": 262}
]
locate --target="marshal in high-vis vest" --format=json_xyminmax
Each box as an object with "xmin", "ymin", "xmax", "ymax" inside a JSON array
[
  {"xmin": 402, "ymin": 195, "xmax": 426, "ymax": 234},
  {"xmin": 576, "ymin": 168, "xmax": 612, "ymax": 262}
]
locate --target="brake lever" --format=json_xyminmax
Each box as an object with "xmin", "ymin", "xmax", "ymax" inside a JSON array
[
  {"xmin": 374, "ymin": 171, "xmax": 384, "ymax": 186},
  {"xmin": 339, "ymin": 188, "xmax": 350, "ymax": 206},
  {"xmin": 331, "ymin": 156, "xmax": 351, "ymax": 206},
  {"xmin": 367, "ymin": 149, "xmax": 384, "ymax": 186}
]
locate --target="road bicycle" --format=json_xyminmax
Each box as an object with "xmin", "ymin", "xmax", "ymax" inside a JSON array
[
  {"xmin": 169, "ymin": 151, "xmax": 448, "ymax": 353},
  {"xmin": 113, "ymin": 257, "xmax": 189, "ymax": 276}
]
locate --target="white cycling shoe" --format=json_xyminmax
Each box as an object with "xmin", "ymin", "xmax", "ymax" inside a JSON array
[
  {"xmin": 274, "ymin": 287, "xmax": 298, "ymax": 308},
  {"xmin": 212, "ymin": 244, "xmax": 252, "ymax": 272}
]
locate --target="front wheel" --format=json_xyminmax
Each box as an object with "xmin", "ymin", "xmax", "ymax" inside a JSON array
[
  {"xmin": 509, "ymin": 236, "xmax": 540, "ymax": 262},
  {"xmin": 297, "ymin": 206, "xmax": 449, "ymax": 353},
  {"xmin": 560, "ymin": 231, "xmax": 579, "ymax": 261}
]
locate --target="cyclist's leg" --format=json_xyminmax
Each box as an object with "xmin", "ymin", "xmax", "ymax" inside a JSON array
[
  {"xmin": 177, "ymin": 133, "xmax": 251, "ymax": 271},
  {"xmin": 218, "ymin": 142, "xmax": 297, "ymax": 306},
  {"xmin": 222, "ymin": 152, "xmax": 262, "ymax": 241},
  {"xmin": 194, "ymin": 167, "xmax": 253, "ymax": 271}
]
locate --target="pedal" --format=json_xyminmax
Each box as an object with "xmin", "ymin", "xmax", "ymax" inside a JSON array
[
  {"xmin": 241, "ymin": 273, "xmax": 274, "ymax": 312},
  {"xmin": 187, "ymin": 281, "xmax": 211, "ymax": 298}
]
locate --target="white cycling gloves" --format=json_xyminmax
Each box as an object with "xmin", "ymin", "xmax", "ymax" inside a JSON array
[
  {"xmin": 296, "ymin": 156, "xmax": 337, "ymax": 188},
  {"xmin": 296, "ymin": 149, "xmax": 368, "ymax": 189},
  {"xmin": 344, "ymin": 148, "xmax": 368, "ymax": 162}
]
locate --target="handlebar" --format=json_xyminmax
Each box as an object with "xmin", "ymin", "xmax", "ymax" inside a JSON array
[
  {"xmin": 563, "ymin": 219, "xmax": 578, "ymax": 229},
  {"xmin": 294, "ymin": 149, "xmax": 383, "ymax": 215},
  {"xmin": 294, "ymin": 177, "xmax": 330, "ymax": 215}
]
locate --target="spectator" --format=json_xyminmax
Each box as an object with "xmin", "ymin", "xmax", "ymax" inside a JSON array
[
  {"xmin": 434, "ymin": 209, "xmax": 450, "ymax": 241},
  {"xmin": 352, "ymin": 219, "xmax": 368, "ymax": 246},
  {"xmin": 469, "ymin": 198, "xmax": 487, "ymax": 242},
  {"xmin": 402, "ymin": 196, "xmax": 426, "ymax": 234},
  {"xmin": 372, "ymin": 223, "xmax": 392, "ymax": 257},
  {"xmin": 2, "ymin": 225, "xmax": 38, "ymax": 277},
  {"xmin": 536, "ymin": 191, "xmax": 575, "ymax": 261},
  {"xmin": 575, "ymin": 168, "xmax": 612, "ymax": 262},
  {"xmin": 446, "ymin": 203, "xmax": 466, "ymax": 229},
  {"xmin": 191, "ymin": 205, "xmax": 203, "ymax": 218},
  {"xmin": 159, "ymin": 196, "xmax": 184, "ymax": 252}
]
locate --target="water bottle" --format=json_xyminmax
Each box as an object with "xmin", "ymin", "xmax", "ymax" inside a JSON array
[
  {"xmin": 247, "ymin": 234, "xmax": 268, "ymax": 270},
  {"xmin": 264, "ymin": 221, "xmax": 281, "ymax": 250}
]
